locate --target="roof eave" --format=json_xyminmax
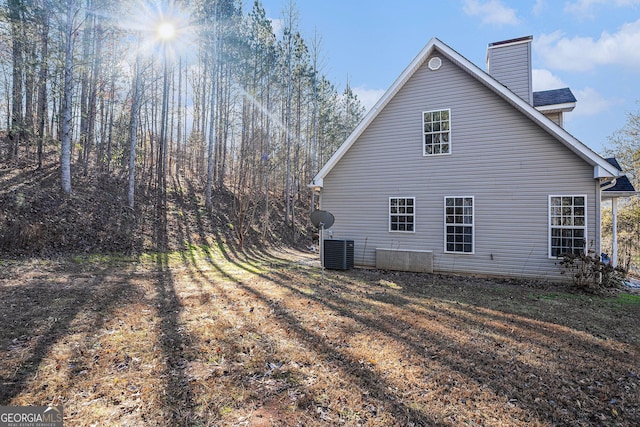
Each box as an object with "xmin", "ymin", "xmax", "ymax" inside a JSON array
[
  {"xmin": 535, "ymin": 102, "xmax": 576, "ymax": 113},
  {"xmin": 593, "ymin": 163, "xmax": 619, "ymax": 179},
  {"xmin": 308, "ymin": 180, "xmax": 323, "ymax": 191},
  {"xmin": 601, "ymin": 191, "xmax": 639, "ymax": 199}
]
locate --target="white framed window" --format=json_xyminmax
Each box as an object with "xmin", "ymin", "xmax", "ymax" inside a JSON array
[
  {"xmin": 444, "ymin": 196, "xmax": 474, "ymax": 253},
  {"xmin": 389, "ymin": 197, "xmax": 415, "ymax": 232},
  {"xmin": 549, "ymin": 195, "xmax": 587, "ymax": 258},
  {"xmin": 423, "ymin": 109, "xmax": 450, "ymax": 156}
]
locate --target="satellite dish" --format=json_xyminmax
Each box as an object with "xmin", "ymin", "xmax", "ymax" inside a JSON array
[{"xmin": 310, "ymin": 210, "xmax": 334, "ymax": 229}]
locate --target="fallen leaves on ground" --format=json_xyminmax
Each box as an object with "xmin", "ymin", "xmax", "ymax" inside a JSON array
[{"xmin": 1, "ymin": 249, "xmax": 638, "ymax": 426}]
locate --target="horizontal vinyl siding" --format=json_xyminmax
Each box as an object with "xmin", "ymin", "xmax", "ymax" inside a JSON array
[
  {"xmin": 321, "ymin": 53, "xmax": 596, "ymax": 280},
  {"xmin": 487, "ymin": 43, "xmax": 531, "ymax": 103},
  {"xmin": 543, "ymin": 112, "xmax": 562, "ymax": 126}
]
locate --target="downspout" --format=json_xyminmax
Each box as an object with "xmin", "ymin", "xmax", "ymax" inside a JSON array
[
  {"xmin": 600, "ymin": 178, "xmax": 617, "ymax": 191},
  {"xmin": 600, "ymin": 177, "xmax": 618, "ymax": 266},
  {"xmin": 308, "ymin": 182, "xmax": 323, "ymax": 263},
  {"xmin": 611, "ymin": 198, "xmax": 618, "ymax": 267}
]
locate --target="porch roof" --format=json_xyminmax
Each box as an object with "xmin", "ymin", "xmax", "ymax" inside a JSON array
[{"xmin": 601, "ymin": 158, "xmax": 638, "ymax": 199}]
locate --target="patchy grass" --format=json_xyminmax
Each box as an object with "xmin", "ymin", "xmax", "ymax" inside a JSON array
[
  {"xmin": 611, "ymin": 293, "xmax": 640, "ymax": 305},
  {"xmin": 1, "ymin": 248, "xmax": 639, "ymax": 426}
]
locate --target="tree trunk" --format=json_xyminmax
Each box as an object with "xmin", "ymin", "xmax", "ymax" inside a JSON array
[
  {"xmin": 158, "ymin": 59, "xmax": 170, "ymax": 202},
  {"xmin": 128, "ymin": 53, "xmax": 141, "ymax": 209},
  {"xmin": 216, "ymin": 61, "xmax": 230, "ymax": 189},
  {"xmin": 106, "ymin": 75, "xmax": 115, "ymax": 173},
  {"xmin": 8, "ymin": 0, "xmax": 24, "ymax": 162},
  {"xmin": 205, "ymin": 61, "xmax": 216, "ymax": 209},
  {"xmin": 36, "ymin": 5, "xmax": 49, "ymax": 169},
  {"xmin": 24, "ymin": 25, "xmax": 36, "ymax": 160},
  {"xmin": 176, "ymin": 56, "xmax": 182, "ymax": 175},
  {"xmin": 77, "ymin": 9, "xmax": 91, "ymax": 167},
  {"xmin": 83, "ymin": 20, "xmax": 102, "ymax": 175},
  {"xmin": 60, "ymin": 0, "xmax": 75, "ymax": 194},
  {"xmin": 263, "ymin": 75, "xmax": 271, "ymax": 237}
]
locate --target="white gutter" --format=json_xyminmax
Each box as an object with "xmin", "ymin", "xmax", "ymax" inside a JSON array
[{"xmin": 535, "ymin": 102, "xmax": 576, "ymax": 113}]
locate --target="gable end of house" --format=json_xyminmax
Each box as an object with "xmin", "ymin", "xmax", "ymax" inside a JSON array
[{"xmin": 310, "ymin": 37, "xmax": 619, "ymax": 191}]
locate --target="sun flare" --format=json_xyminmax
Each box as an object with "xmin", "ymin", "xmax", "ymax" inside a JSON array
[
  {"xmin": 117, "ymin": 0, "xmax": 197, "ymax": 62},
  {"xmin": 156, "ymin": 21, "xmax": 176, "ymax": 41}
]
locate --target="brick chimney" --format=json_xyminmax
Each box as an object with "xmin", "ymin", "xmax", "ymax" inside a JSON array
[{"xmin": 486, "ymin": 36, "xmax": 533, "ymax": 105}]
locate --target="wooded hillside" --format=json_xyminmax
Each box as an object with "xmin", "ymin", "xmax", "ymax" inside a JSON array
[{"xmin": 0, "ymin": 0, "xmax": 364, "ymax": 253}]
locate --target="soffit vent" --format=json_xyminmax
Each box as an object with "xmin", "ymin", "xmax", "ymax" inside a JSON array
[{"xmin": 428, "ymin": 56, "xmax": 442, "ymax": 71}]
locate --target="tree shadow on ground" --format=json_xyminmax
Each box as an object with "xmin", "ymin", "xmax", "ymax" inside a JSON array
[
  {"xmin": 152, "ymin": 252, "xmax": 200, "ymax": 426},
  {"xmin": 151, "ymin": 182, "xmax": 200, "ymax": 425},
  {"xmin": 0, "ymin": 162, "xmax": 58, "ymax": 194},
  {"xmin": 0, "ymin": 264, "xmax": 137, "ymax": 404},
  {"xmin": 198, "ymin": 251, "xmax": 639, "ymax": 425}
]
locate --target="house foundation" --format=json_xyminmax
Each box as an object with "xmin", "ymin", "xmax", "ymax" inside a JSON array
[{"xmin": 376, "ymin": 248, "xmax": 434, "ymax": 273}]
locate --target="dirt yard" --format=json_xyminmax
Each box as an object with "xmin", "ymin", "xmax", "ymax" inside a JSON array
[{"xmin": 1, "ymin": 247, "xmax": 638, "ymax": 426}]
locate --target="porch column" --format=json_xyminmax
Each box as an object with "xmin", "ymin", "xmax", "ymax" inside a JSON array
[{"xmin": 612, "ymin": 197, "xmax": 618, "ymax": 267}]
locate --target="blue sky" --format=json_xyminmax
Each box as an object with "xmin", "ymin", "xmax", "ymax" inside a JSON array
[{"xmin": 254, "ymin": 0, "xmax": 640, "ymax": 155}]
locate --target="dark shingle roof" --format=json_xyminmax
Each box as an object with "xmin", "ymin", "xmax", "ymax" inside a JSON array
[
  {"xmin": 603, "ymin": 175, "xmax": 636, "ymax": 193},
  {"xmin": 533, "ymin": 88, "xmax": 577, "ymax": 107},
  {"xmin": 603, "ymin": 158, "xmax": 637, "ymax": 193},
  {"xmin": 605, "ymin": 157, "xmax": 622, "ymax": 171}
]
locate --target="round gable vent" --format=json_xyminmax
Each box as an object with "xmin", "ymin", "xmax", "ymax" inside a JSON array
[{"xmin": 428, "ymin": 56, "xmax": 442, "ymax": 71}]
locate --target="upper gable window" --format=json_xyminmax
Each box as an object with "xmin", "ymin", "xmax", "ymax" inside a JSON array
[{"xmin": 423, "ymin": 109, "xmax": 450, "ymax": 156}]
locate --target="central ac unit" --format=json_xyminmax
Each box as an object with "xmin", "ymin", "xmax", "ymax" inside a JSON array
[{"xmin": 323, "ymin": 239, "xmax": 354, "ymax": 270}]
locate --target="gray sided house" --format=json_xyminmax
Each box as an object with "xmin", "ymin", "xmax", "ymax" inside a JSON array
[{"xmin": 310, "ymin": 36, "xmax": 634, "ymax": 280}]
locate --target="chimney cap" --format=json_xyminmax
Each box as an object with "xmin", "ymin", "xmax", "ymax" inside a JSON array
[{"xmin": 488, "ymin": 35, "xmax": 533, "ymax": 48}]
